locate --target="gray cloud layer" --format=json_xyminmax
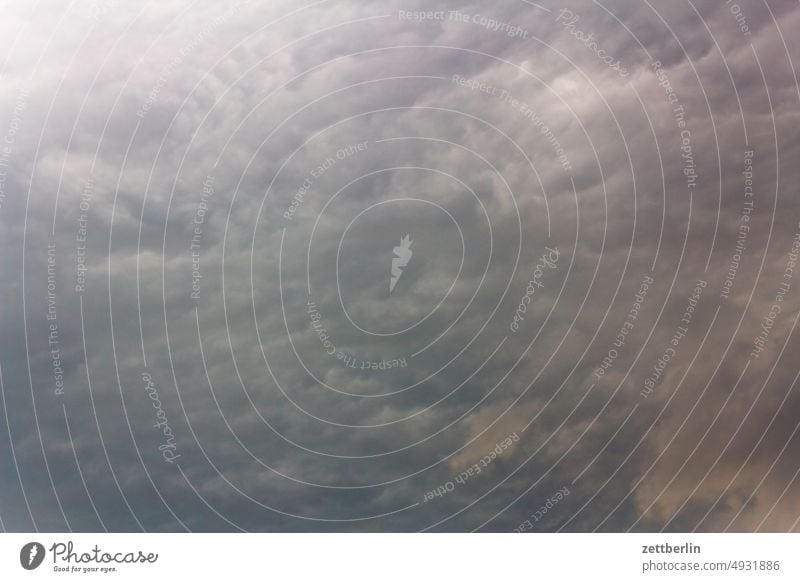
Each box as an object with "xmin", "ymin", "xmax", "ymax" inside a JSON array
[{"xmin": 1, "ymin": 0, "xmax": 799, "ymax": 532}]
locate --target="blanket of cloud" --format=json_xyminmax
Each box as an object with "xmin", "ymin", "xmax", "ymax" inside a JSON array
[{"xmin": 0, "ymin": 0, "xmax": 799, "ymax": 532}]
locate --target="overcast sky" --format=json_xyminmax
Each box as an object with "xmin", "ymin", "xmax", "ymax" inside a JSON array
[{"xmin": 1, "ymin": 0, "xmax": 799, "ymax": 532}]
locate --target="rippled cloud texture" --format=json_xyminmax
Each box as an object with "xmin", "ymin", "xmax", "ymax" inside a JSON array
[{"xmin": 1, "ymin": 0, "xmax": 799, "ymax": 532}]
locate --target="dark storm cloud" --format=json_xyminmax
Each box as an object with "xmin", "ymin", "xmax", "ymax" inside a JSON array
[{"xmin": 1, "ymin": 0, "xmax": 799, "ymax": 532}]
